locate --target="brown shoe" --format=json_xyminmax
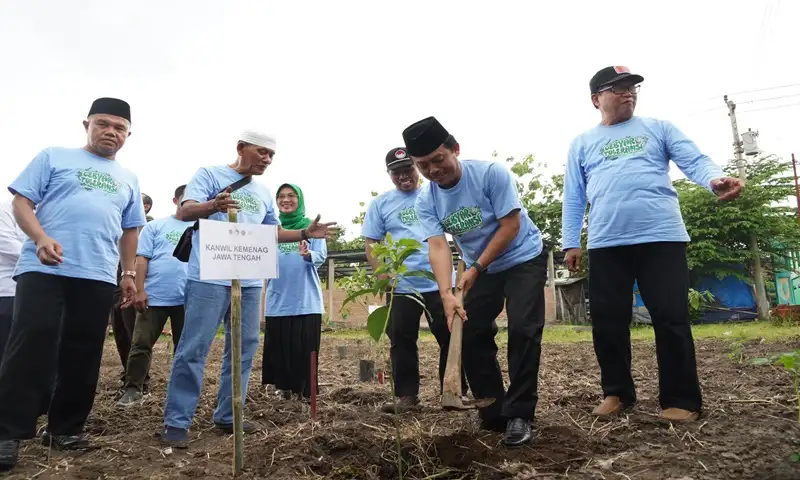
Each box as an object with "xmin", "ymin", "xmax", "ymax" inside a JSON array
[
  {"xmin": 591, "ymin": 396, "xmax": 630, "ymax": 417},
  {"xmin": 659, "ymin": 408, "xmax": 699, "ymax": 423},
  {"xmin": 381, "ymin": 396, "xmax": 420, "ymax": 414}
]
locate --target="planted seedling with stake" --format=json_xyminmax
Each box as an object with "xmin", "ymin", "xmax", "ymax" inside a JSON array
[{"xmin": 341, "ymin": 233, "xmax": 435, "ymax": 479}]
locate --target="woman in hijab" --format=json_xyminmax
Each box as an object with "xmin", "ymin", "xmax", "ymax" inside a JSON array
[{"xmin": 261, "ymin": 184, "xmax": 326, "ymax": 400}]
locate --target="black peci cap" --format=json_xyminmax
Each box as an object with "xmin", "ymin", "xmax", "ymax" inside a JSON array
[
  {"xmin": 385, "ymin": 147, "xmax": 413, "ymax": 170},
  {"xmin": 88, "ymin": 97, "xmax": 131, "ymax": 123},
  {"xmin": 589, "ymin": 66, "xmax": 644, "ymax": 94},
  {"xmin": 402, "ymin": 116, "xmax": 449, "ymax": 157}
]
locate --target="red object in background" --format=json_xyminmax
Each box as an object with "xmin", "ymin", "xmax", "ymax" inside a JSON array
[
  {"xmin": 310, "ymin": 351, "xmax": 317, "ymax": 421},
  {"xmin": 378, "ymin": 370, "xmax": 384, "ymax": 384}
]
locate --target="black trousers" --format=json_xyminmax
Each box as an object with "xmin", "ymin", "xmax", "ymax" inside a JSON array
[
  {"xmin": 0, "ymin": 297, "xmax": 13, "ymax": 365},
  {"xmin": 124, "ymin": 305, "xmax": 185, "ymax": 392},
  {"xmin": 111, "ymin": 295, "xmax": 137, "ymax": 373},
  {"xmin": 0, "ymin": 272, "xmax": 115, "ymax": 440},
  {"xmin": 386, "ymin": 291, "xmax": 468, "ymax": 398},
  {"xmin": 463, "ymin": 251, "xmax": 548, "ymax": 422},
  {"xmin": 262, "ymin": 314, "xmax": 322, "ymax": 398},
  {"xmin": 588, "ymin": 242, "xmax": 702, "ymax": 412}
]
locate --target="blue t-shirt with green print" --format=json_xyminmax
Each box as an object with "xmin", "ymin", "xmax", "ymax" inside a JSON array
[
  {"xmin": 137, "ymin": 215, "xmax": 194, "ymax": 306},
  {"xmin": 182, "ymin": 165, "xmax": 280, "ymax": 288},
  {"xmin": 361, "ymin": 188, "xmax": 437, "ymax": 294},
  {"xmin": 9, "ymin": 147, "xmax": 146, "ymax": 285}
]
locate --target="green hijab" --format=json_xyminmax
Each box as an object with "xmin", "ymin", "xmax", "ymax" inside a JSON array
[{"xmin": 277, "ymin": 183, "xmax": 312, "ymax": 230}]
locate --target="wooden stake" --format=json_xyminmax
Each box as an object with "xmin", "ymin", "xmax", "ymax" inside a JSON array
[{"xmin": 228, "ymin": 209, "xmax": 244, "ymax": 477}]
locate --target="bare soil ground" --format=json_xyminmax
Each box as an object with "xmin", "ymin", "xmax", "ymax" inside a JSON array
[{"xmin": 4, "ymin": 336, "xmax": 800, "ymax": 479}]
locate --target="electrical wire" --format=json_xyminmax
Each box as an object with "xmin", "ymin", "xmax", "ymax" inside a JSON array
[
  {"xmin": 738, "ymin": 102, "xmax": 800, "ymax": 114},
  {"xmin": 737, "ymin": 93, "xmax": 800, "ymax": 105}
]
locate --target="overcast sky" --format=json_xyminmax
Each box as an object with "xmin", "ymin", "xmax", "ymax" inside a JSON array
[{"xmin": 1, "ymin": 0, "xmax": 797, "ymax": 238}]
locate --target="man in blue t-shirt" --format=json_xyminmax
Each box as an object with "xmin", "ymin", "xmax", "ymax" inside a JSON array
[
  {"xmin": 118, "ymin": 184, "xmax": 194, "ymax": 407},
  {"xmin": 161, "ymin": 130, "xmax": 336, "ymax": 449},
  {"xmin": 0, "ymin": 98, "xmax": 147, "ymax": 471},
  {"xmin": 561, "ymin": 66, "xmax": 744, "ymax": 423},
  {"xmin": 402, "ymin": 116, "xmax": 548, "ymax": 447},
  {"xmin": 362, "ymin": 147, "xmax": 468, "ymax": 413}
]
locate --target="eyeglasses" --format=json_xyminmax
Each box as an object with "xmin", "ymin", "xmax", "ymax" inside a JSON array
[
  {"xmin": 277, "ymin": 193, "xmax": 298, "ymax": 200},
  {"xmin": 598, "ymin": 84, "xmax": 641, "ymax": 95}
]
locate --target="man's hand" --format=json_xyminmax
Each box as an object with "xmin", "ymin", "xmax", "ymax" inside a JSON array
[
  {"xmin": 565, "ymin": 248, "xmax": 582, "ymax": 272},
  {"xmin": 457, "ymin": 267, "xmax": 479, "ymax": 293},
  {"xmin": 298, "ymin": 240, "xmax": 311, "ymax": 258},
  {"xmin": 133, "ymin": 290, "xmax": 149, "ymax": 312},
  {"xmin": 443, "ymin": 291, "xmax": 467, "ymax": 332},
  {"xmin": 212, "ymin": 187, "xmax": 240, "ymax": 213},
  {"xmin": 120, "ymin": 276, "xmax": 137, "ymax": 309},
  {"xmin": 305, "ymin": 214, "xmax": 338, "ymax": 239},
  {"xmin": 711, "ymin": 177, "xmax": 744, "ymax": 202},
  {"xmin": 35, "ymin": 236, "xmax": 63, "ymax": 266}
]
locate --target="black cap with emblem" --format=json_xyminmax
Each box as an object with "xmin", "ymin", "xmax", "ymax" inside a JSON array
[
  {"xmin": 589, "ymin": 66, "xmax": 644, "ymax": 94},
  {"xmin": 385, "ymin": 147, "xmax": 413, "ymax": 170},
  {"xmin": 402, "ymin": 116, "xmax": 450, "ymax": 157}
]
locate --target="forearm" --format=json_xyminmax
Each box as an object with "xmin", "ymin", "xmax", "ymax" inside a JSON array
[
  {"xmin": 179, "ymin": 200, "xmax": 217, "ymax": 222},
  {"xmin": 476, "ymin": 220, "xmax": 518, "ymax": 268},
  {"xmin": 561, "ymin": 200, "xmax": 586, "ymax": 250},
  {"xmin": 277, "ymin": 227, "xmax": 306, "ymax": 243},
  {"xmin": 134, "ymin": 256, "xmax": 149, "ymax": 291},
  {"xmin": 119, "ymin": 228, "xmax": 138, "ymax": 271},
  {"xmin": 429, "ymin": 238, "xmax": 455, "ymax": 295},
  {"xmin": 12, "ymin": 195, "xmax": 47, "ymax": 244}
]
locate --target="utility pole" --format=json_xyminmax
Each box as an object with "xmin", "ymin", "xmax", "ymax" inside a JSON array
[
  {"xmin": 724, "ymin": 95, "xmax": 770, "ymax": 320},
  {"xmin": 792, "ymin": 153, "xmax": 800, "ymax": 225}
]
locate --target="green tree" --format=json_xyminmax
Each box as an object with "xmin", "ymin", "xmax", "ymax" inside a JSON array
[
  {"xmin": 677, "ymin": 154, "xmax": 800, "ymax": 281},
  {"xmin": 501, "ymin": 153, "xmax": 564, "ymax": 250}
]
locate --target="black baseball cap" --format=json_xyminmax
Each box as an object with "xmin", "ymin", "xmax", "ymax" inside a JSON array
[
  {"xmin": 385, "ymin": 147, "xmax": 413, "ymax": 170},
  {"xmin": 590, "ymin": 66, "xmax": 644, "ymax": 94}
]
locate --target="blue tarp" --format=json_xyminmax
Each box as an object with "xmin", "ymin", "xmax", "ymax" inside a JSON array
[{"xmin": 633, "ymin": 275, "xmax": 757, "ymax": 323}]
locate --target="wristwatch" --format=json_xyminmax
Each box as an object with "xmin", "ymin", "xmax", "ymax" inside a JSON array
[
  {"xmin": 121, "ymin": 270, "xmax": 136, "ymax": 279},
  {"xmin": 300, "ymin": 229, "xmax": 309, "ymax": 241},
  {"xmin": 470, "ymin": 261, "xmax": 486, "ymax": 274}
]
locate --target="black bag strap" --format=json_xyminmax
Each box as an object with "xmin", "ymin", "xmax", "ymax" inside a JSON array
[{"xmin": 190, "ymin": 175, "xmax": 253, "ymax": 231}]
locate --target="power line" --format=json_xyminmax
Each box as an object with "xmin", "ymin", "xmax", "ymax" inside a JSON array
[
  {"xmin": 738, "ymin": 93, "xmax": 800, "ymax": 105},
  {"xmin": 738, "ymin": 102, "xmax": 800, "ymax": 114},
  {"xmin": 705, "ymin": 83, "xmax": 800, "ymax": 101}
]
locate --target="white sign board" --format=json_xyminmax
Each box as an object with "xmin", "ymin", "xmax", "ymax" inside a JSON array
[{"xmin": 199, "ymin": 219, "xmax": 278, "ymax": 281}]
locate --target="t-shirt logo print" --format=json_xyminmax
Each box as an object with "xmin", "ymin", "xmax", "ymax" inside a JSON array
[
  {"xmin": 601, "ymin": 136, "xmax": 649, "ymax": 161},
  {"xmin": 278, "ymin": 242, "xmax": 300, "ymax": 254},
  {"xmin": 165, "ymin": 230, "xmax": 183, "ymax": 246},
  {"xmin": 441, "ymin": 206, "xmax": 482, "ymax": 236},
  {"xmin": 231, "ymin": 190, "xmax": 260, "ymax": 214},
  {"xmin": 76, "ymin": 168, "xmax": 120, "ymax": 194},
  {"xmin": 398, "ymin": 206, "xmax": 418, "ymax": 226}
]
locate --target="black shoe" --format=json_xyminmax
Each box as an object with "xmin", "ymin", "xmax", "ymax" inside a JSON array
[
  {"xmin": 381, "ymin": 396, "xmax": 420, "ymax": 414},
  {"xmin": 0, "ymin": 440, "xmax": 19, "ymax": 471},
  {"xmin": 41, "ymin": 431, "xmax": 90, "ymax": 450},
  {"xmin": 214, "ymin": 420, "xmax": 263, "ymax": 435},
  {"xmin": 161, "ymin": 426, "xmax": 189, "ymax": 449},
  {"xmin": 503, "ymin": 417, "xmax": 532, "ymax": 447},
  {"xmin": 479, "ymin": 416, "xmax": 508, "ymax": 433}
]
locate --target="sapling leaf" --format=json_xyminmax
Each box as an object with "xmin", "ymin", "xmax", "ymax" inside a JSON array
[
  {"xmin": 398, "ymin": 238, "xmax": 420, "ymax": 248},
  {"xmin": 367, "ymin": 305, "xmax": 389, "ymax": 341},
  {"xmin": 404, "ymin": 270, "xmax": 437, "ymax": 282},
  {"xmin": 402, "ymin": 291, "xmax": 432, "ymax": 320},
  {"xmin": 397, "ymin": 264, "xmax": 408, "ymax": 274},
  {"xmin": 750, "ymin": 357, "xmax": 773, "ymax": 366},
  {"xmin": 395, "ymin": 247, "xmax": 420, "ymax": 267},
  {"xmin": 374, "ymin": 278, "xmax": 392, "ymax": 293},
  {"xmin": 342, "ymin": 288, "xmax": 377, "ymax": 307}
]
